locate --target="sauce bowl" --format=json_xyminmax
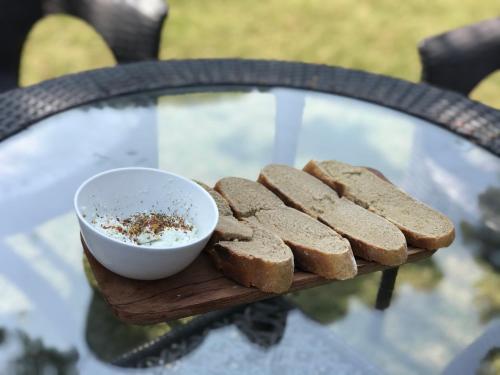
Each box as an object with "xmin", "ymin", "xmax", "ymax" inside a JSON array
[{"xmin": 74, "ymin": 167, "xmax": 218, "ymax": 280}]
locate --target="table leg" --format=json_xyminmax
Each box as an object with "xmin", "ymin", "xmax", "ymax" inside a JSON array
[{"xmin": 375, "ymin": 267, "xmax": 399, "ymax": 310}]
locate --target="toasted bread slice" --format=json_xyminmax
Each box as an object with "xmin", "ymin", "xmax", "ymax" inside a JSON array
[
  {"xmin": 196, "ymin": 181, "xmax": 233, "ymax": 216},
  {"xmin": 198, "ymin": 181, "xmax": 293, "ymax": 293},
  {"xmin": 304, "ymin": 160, "xmax": 455, "ymax": 249},
  {"xmin": 259, "ymin": 164, "xmax": 407, "ymax": 266},
  {"xmin": 215, "ymin": 177, "xmax": 357, "ymax": 280},
  {"xmin": 215, "ymin": 216, "xmax": 254, "ymax": 241},
  {"xmin": 213, "ymin": 221, "xmax": 294, "ymax": 293},
  {"xmin": 197, "ymin": 181, "xmax": 253, "ymax": 241},
  {"xmin": 249, "ymin": 207, "xmax": 357, "ymax": 280},
  {"xmin": 214, "ymin": 177, "xmax": 284, "ymax": 218},
  {"xmin": 319, "ymin": 198, "xmax": 407, "ymax": 265}
]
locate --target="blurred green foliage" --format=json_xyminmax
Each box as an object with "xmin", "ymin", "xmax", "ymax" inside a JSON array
[
  {"xmin": 85, "ymin": 291, "xmax": 172, "ymax": 361},
  {"xmin": 478, "ymin": 348, "xmax": 500, "ymax": 375},
  {"xmin": 475, "ymin": 262, "xmax": 500, "ymax": 323},
  {"xmin": 6, "ymin": 331, "xmax": 78, "ymax": 375},
  {"xmin": 19, "ymin": 0, "xmax": 500, "ymax": 108},
  {"xmin": 290, "ymin": 258, "xmax": 442, "ymax": 323},
  {"xmin": 396, "ymin": 258, "xmax": 443, "ymax": 291},
  {"xmin": 290, "ymin": 273, "xmax": 379, "ymax": 323},
  {"xmin": 460, "ymin": 186, "xmax": 500, "ymax": 323},
  {"xmin": 83, "ymin": 255, "xmax": 200, "ymax": 361}
]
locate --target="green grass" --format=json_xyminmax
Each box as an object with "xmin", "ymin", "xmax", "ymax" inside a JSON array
[{"xmin": 20, "ymin": 0, "xmax": 500, "ymax": 107}]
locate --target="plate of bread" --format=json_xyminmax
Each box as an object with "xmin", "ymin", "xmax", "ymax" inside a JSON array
[{"xmin": 83, "ymin": 160, "xmax": 454, "ymax": 324}]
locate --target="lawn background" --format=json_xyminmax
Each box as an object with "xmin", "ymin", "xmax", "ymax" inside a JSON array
[{"xmin": 20, "ymin": 0, "xmax": 500, "ymax": 108}]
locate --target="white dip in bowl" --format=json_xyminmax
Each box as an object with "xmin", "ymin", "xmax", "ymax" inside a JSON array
[{"xmin": 74, "ymin": 167, "xmax": 218, "ymax": 280}]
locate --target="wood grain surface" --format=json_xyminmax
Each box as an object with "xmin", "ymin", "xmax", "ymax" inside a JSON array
[{"xmin": 84, "ymin": 240, "xmax": 434, "ymax": 325}]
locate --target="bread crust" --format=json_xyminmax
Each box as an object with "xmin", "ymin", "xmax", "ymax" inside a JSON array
[
  {"xmin": 304, "ymin": 160, "xmax": 455, "ymax": 250},
  {"xmin": 214, "ymin": 177, "xmax": 284, "ymax": 218},
  {"xmin": 287, "ymin": 240, "xmax": 357, "ymax": 280},
  {"xmin": 216, "ymin": 177, "xmax": 358, "ymax": 280},
  {"xmin": 249, "ymin": 207, "xmax": 358, "ymax": 280},
  {"xmin": 209, "ymin": 241, "xmax": 294, "ymax": 294},
  {"xmin": 213, "ymin": 216, "xmax": 253, "ymax": 242},
  {"xmin": 259, "ymin": 166, "xmax": 408, "ymax": 266},
  {"xmin": 199, "ymin": 182, "xmax": 294, "ymax": 293}
]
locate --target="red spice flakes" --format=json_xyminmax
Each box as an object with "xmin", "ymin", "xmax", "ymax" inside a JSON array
[{"xmin": 101, "ymin": 212, "xmax": 193, "ymax": 244}]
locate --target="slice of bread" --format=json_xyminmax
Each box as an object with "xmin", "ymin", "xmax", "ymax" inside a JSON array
[
  {"xmin": 197, "ymin": 181, "xmax": 252, "ymax": 241},
  {"xmin": 259, "ymin": 164, "xmax": 407, "ymax": 266},
  {"xmin": 216, "ymin": 216, "xmax": 254, "ymax": 241},
  {"xmin": 198, "ymin": 181, "xmax": 293, "ymax": 293},
  {"xmin": 213, "ymin": 220, "xmax": 294, "ymax": 293},
  {"xmin": 250, "ymin": 207, "xmax": 357, "ymax": 280},
  {"xmin": 215, "ymin": 177, "xmax": 357, "ymax": 280},
  {"xmin": 304, "ymin": 160, "xmax": 455, "ymax": 249},
  {"xmin": 259, "ymin": 164, "xmax": 341, "ymax": 218},
  {"xmin": 215, "ymin": 177, "xmax": 284, "ymax": 218},
  {"xmin": 196, "ymin": 181, "xmax": 233, "ymax": 216},
  {"xmin": 320, "ymin": 198, "xmax": 407, "ymax": 265}
]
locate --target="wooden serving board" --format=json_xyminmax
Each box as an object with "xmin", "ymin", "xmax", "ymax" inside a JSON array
[{"xmin": 83, "ymin": 239, "xmax": 434, "ymax": 325}]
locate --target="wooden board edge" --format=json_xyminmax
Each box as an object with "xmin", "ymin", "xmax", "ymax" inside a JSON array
[{"xmin": 91, "ymin": 248, "xmax": 435, "ymax": 325}]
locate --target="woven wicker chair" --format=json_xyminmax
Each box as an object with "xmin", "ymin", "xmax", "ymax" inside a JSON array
[
  {"xmin": 419, "ymin": 17, "xmax": 500, "ymax": 95},
  {"xmin": 0, "ymin": 0, "xmax": 168, "ymax": 92}
]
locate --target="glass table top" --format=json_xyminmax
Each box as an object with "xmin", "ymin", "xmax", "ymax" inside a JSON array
[{"xmin": 1, "ymin": 87, "xmax": 499, "ymax": 375}]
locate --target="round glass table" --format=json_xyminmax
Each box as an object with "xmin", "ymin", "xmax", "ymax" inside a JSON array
[{"xmin": 1, "ymin": 84, "xmax": 499, "ymax": 374}]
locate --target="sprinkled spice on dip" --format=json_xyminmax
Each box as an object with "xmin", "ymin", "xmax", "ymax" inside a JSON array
[{"xmin": 92, "ymin": 212, "xmax": 198, "ymax": 247}]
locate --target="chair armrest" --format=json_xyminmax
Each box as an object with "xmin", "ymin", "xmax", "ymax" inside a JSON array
[
  {"xmin": 45, "ymin": 0, "xmax": 168, "ymax": 62},
  {"xmin": 419, "ymin": 17, "xmax": 500, "ymax": 95}
]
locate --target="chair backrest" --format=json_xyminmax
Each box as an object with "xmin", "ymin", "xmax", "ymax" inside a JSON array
[
  {"xmin": 0, "ymin": 0, "xmax": 168, "ymax": 92},
  {"xmin": 418, "ymin": 17, "xmax": 500, "ymax": 96},
  {"xmin": 0, "ymin": 0, "xmax": 43, "ymax": 92}
]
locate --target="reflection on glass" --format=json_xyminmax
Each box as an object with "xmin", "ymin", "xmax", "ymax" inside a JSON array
[
  {"xmin": 82, "ymin": 255, "xmax": 174, "ymax": 362},
  {"xmin": 461, "ymin": 186, "xmax": 500, "ymax": 325},
  {"xmin": 475, "ymin": 264, "xmax": 500, "ymax": 324},
  {"xmin": 290, "ymin": 258, "xmax": 443, "ymax": 324},
  {"xmin": 3, "ymin": 330, "xmax": 78, "ymax": 375},
  {"xmin": 290, "ymin": 273, "xmax": 379, "ymax": 324},
  {"xmin": 396, "ymin": 258, "xmax": 443, "ymax": 291},
  {"xmin": 157, "ymin": 90, "xmax": 276, "ymax": 184},
  {"xmin": 462, "ymin": 187, "xmax": 500, "ymax": 270},
  {"xmin": 1, "ymin": 86, "xmax": 499, "ymax": 375},
  {"xmin": 111, "ymin": 299, "xmax": 292, "ymax": 369},
  {"xmin": 478, "ymin": 348, "xmax": 500, "ymax": 375},
  {"xmin": 85, "ymin": 291, "xmax": 171, "ymax": 362}
]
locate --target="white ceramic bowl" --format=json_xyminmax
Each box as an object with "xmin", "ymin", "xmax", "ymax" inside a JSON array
[{"xmin": 74, "ymin": 167, "xmax": 218, "ymax": 280}]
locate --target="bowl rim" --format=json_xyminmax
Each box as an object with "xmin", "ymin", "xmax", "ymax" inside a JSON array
[{"xmin": 74, "ymin": 167, "xmax": 219, "ymax": 252}]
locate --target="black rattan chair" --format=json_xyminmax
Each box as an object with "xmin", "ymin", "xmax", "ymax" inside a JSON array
[
  {"xmin": 1, "ymin": 59, "xmax": 499, "ymax": 154},
  {"xmin": 418, "ymin": 17, "xmax": 500, "ymax": 95},
  {"xmin": 0, "ymin": 0, "xmax": 168, "ymax": 92}
]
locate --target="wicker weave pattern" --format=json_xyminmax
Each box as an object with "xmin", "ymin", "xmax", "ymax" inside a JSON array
[
  {"xmin": 0, "ymin": 0, "xmax": 168, "ymax": 92},
  {"xmin": 1, "ymin": 59, "xmax": 499, "ymax": 156}
]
